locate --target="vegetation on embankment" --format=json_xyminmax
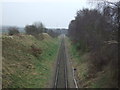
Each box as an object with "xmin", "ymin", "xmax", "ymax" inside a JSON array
[
  {"xmin": 66, "ymin": 37, "xmax": 118, "ymax": 88},
  {"xmin": 67, "ymin": 1, "xmax": 118, "ymax": 88},
  {"xmin": 2, "ymin": 33, "xmax": 60, "ymax": 88}
]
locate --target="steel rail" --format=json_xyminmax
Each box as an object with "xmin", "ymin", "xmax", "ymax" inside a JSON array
[{"xmin": 54, "ymin": 38, "xmax": 68, "ymax": 88}]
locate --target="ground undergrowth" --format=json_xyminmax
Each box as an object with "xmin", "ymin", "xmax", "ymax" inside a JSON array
[
  {"xmin": 66, "ymin": 37, "xmax": 118, "ymax": 88},
  {"xmin": 2, "ymin": 33, "xmax": 60, "ymax": 88}
]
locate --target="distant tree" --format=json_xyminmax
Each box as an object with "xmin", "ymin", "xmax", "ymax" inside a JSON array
[
  {"xmin": 34, "ymin": 22, "xmax": 45, "ymax": 33},
  {"xmin": 25, "ymin": 22, "xmax": 46, "ymax": 36},
  {"xmin": 8, "ymin": 27, "xmax": 20, "ymax": 35},
  {"xmin": 44, "ymin": 28, "xmax": 48, "ymax": 33},
  {"xmin": 47, "ymin": 29, "xmax": 60, "ymax": 38},
  {"xmin": 24, "ymin": 25, "xmax": 38, "ymax": 35}
]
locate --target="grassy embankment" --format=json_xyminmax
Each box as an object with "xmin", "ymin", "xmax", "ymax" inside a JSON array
[
  {"xmin": 66, "ymin": 37, "xmax": 117, "ymax": 88},
  {"xmin": 2, "ymin": 33, "xmax": 60, "ymax": 88}
]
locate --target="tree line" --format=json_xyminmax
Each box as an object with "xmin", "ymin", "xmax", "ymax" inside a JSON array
[
  {"xmin": 7, "ymin": 22, "xmax": 62, "ymax": 38},
  {"xmin": 68, "ymin": 1, "xmax": 119, "ymax": 87}
]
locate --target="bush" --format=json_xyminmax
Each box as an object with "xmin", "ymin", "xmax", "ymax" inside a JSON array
[
  {"xmin": 8, "ymin": 27, "xmax": 20, "ymax": 35},
  {"xmin": 25, "ymin": 22, "xmax": 46, "ymax": 36},
  {"xmin": 30, "ymin": 45, "xmax": 42, "ymax": 57},
  {"xmin": 33, "ymin": 22, "xmax": 45, "ymax": 33},
  {"xmin": 25, "ymin": 25, "xmax": 38, "ymax": 35}
]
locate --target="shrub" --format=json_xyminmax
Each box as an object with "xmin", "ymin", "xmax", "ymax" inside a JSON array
[
  {"xmin": 30, "ymin": 45, "xmax": 42, "ymax": 57},
  {"xmin": 25, "ymin": 22, "xmax": 46, "ymax": 36},
  {"xmin": 8, "ymin": 27, "xmax": 20, "ymax": 35},
  {"xmin": 25, "ymin": 25, "xmax": 38, "ymax": 35}
]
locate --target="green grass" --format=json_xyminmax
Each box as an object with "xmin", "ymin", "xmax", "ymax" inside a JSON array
[
  {"xmin": 66, "ymin": 38, "xmax": 89, "ymax": 84},
  {"xmin": 2, "ymin": 34, "xmax": 60, "ymax": 88}
]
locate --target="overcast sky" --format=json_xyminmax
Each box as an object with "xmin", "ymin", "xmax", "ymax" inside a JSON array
[{"xmin": 1, "ymin": 0, "xmax": 118, "ymax": 28}]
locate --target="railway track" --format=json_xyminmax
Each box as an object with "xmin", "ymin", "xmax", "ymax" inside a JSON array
[{"xmin": 54, "ymin": 38, "xmax": 68, "ymax": 88}]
